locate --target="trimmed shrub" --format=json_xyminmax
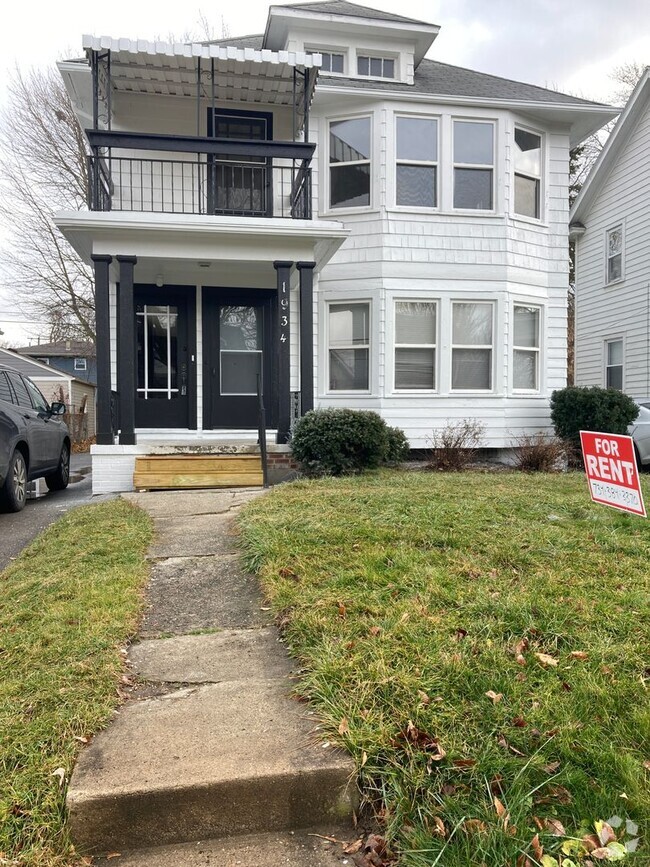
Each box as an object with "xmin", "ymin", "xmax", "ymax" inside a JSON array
[
  {"xmin": 428, "ymin": 418, "xmax": 485, "ymax": 471},
  {"xmin": 385, "ymin": 426, "xmax": 411, "ymax": 464},
  {"xmin": 291, "ymin": 409, "xmax": 406, "ymax": 476},
  {"xmin": 550, "ymin": 387, "xmax": 638, "ymax": 454}
]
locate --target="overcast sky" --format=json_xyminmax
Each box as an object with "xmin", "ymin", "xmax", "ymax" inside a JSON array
[{"xmin": 1, "ymin": 0, "xmax": 650, "ymax": 343}]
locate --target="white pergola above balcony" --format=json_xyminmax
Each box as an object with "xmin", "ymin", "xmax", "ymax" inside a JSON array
[{"xmin": 82, "ymin": 35, "xmax": 321, "ymax": 107}]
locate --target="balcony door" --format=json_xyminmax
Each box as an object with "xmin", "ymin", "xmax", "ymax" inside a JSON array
[
  {"xmin": 202, "ymin": 288, "xmax": 276, "ymax": 430},
  {"xmin": 207, "ymin": 108, "xmax": 273, "ymax": 217},
  {"xmin": 135, "ymin": 286, "xmax": 196, "ymax": 429}
]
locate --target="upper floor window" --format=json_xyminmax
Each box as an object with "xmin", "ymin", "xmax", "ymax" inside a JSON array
[
  {"xmin": 451, "ymin": 302, "xmax": 494, "ymax": 390},
  {"xmin": 606, "ymin": 339, "xmax": 623, "ymax": 389},
  {"xmin": 74, "ymin": 357, "xmax": 87, "ymax": 371},
  {"xmin": 453, "ymin": 120, "xmax": 494, "ymax": 210},
  {"xmin": 396, "ymin": 117, "xmax": 438, "ymax": 208},
  {"xmin": 328, "ymin": 302, "xmax": 370, "ymax": 391},
  {"xmin": 307, "ymin": 49, "xmax": 344, "ymax": 74},
  {"xmin": 36, "ymin": 357, "xmax": 49, "ymax": 365},
  {"xmin": 606, "ymin": 225, "xmax": 623, "ymax": 283},
  {"xmin": 513, "ymin": 305, "xmax": 540, "ymax": 390},
  {"xmin": 357, "ymin": 55, "xmax": 395, "ymax": 79},
  {"xmin": 394, "ymin": 301, "xmax": 437, "ymax": 390},
  {"xmin": 514, "ymin": 128, "xmax": 542, "ymax": 219},
  {"xmin": 329, "ymin": 117, "xmax": 371, "ymax": 209}
]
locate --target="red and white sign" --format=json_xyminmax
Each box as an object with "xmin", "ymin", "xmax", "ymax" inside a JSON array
[{"xmin": 580, "ymin": 431, "xmax": 646, "ymax": 517}]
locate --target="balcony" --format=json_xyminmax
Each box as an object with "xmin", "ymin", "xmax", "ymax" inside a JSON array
[{"xmin": 87, "ymin": 131, "xmax": 314, "ymax": 220}]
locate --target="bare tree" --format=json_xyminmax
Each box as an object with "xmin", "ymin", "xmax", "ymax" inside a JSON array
[{"xmin": 0, "ymin": 66, "xmax": 95, "ymax": 341}]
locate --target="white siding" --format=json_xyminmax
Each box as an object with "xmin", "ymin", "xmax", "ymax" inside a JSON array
[{"xmin": 575, "ymin": 104, "xmax": 650, "ymax": 398}]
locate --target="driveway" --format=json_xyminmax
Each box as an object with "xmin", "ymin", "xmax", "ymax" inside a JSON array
[{"xmin": 0, "ymin": 454, "xmax": 107, "ymax": 572}]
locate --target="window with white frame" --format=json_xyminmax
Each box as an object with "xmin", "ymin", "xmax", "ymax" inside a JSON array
[
  {"xmin": 357, "ymin": 55, "xmax": 395, "ymax": 78},
  {"xmin": 451, "ymin": 302, "xmax": 494, "ymax": 390},
  {"xmin": 606, "ymin": 225, "xmax": 623, "ymax": 283},
  {"xmin": 329, "ymin": 117, "xmax": 371, "ymax": 209},
  {"xmin": 306, "ymin": 49, "xmax": 344, "ymax": 73},
  {"xmin": 74, "ymin": 357, "xmax": 87, "ymax": 371},
  {"xmin": 514, "ymin": 128, "xmax": 542, "ymax": 219},
  {"xmin": 513, "ymin": 305, "xmax": 540, "ymax": 390},
  {"xmin": 606, "ymin": 339, "xmax": 623, "ymax": 390},
  {"xmin": 328, "ymin": 302, "xmax": 370, "ymax": 391},
  {"xmin": 396, "ymin": 117, "xmax": 438, "ymax": 208},
  {"xmin": 394, "ymin": 301, "xmax": 437, "ymax": 390},
  {"xmin": 453, "ymin": 120, "xmax": 494, "ymax": 210}
]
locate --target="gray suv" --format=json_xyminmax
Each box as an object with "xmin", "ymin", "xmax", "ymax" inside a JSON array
[{"xmin": 0, "ymin": 365, "xmax": 70, "ymax": 512}]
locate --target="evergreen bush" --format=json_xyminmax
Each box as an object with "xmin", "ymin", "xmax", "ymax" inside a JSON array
[{"xmin": 550, "ymin": 387, "xmax": 638, "ymax": 453}]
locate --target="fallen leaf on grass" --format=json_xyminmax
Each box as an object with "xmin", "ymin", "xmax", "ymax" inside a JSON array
[
  {"xmin": 569, "ymin": 650, "xmax": 589, "ymax": 661},
  {"xmin": 452, "ymin": 758, "xmax": 477, "ymax": 768},
  {"xmin": 431, "ymin": 816, "xmax": 447, "ymax": 837},
  {"xmin": 50, "ymin": 768, "xmax": 66, "ymax": 788},
  {"xmin": 418, "ymin": 690, "xmax": 431, "ymax": 705},
  {"xmin": 106, "ymin": 854, "xmax": 122, "ymax": 860},
  {"xmin": 643, "ymin": 760, "xmax": 650, "ymax": 771},
  {"xmin": 485, "ymin": 690, "xmax": 503, "ymax": 703},
  {"xmin": 531, "ymin": 833, "xmax": 544, "ymax": 860},
  {"xmin": 454, "ymin": 628, "xmax": 468, "ymax": 641},
  {"xmin": 512, "ymin": 716, "xmax": 527, "ymax": 727},
  {"xmin": 534, "ymin": 784, "xmax": 572, "ymax": 805},
  {"xmin": 534, "ymin": 652, "xmax": 559, "ymax": 668},
  {"xmin": 497, "ymin": 734, "xmax": 526, "ymax": 756},
  {"xmin": 352, "ymin": 833, "xmax": 395, "ymax": 867},
  {"xmin": 543, "ymin": 761, "xmax": 561, "ymax": 774},
  {"xmin": 594, "ymin": 821, "xmax": 616, "ymax": 846},
  {"xmin": 278, "ymin": 567, "xmax": 298, "ymax": 580},
  {"xmin": 361, "ymin": 751, "xmax": 368, "ymax": 767},
  {"xmin": 514, "ymin": 637, "xmax": 529, "ymax": 666},
  {"xmin": 544, "ymin": 818, "xmax": 566, "ymax": 836},
  {"xmin": 338, "ymin": 602, "xmax": 347, "ymax": 619},
  {"xmin": 395, "ymin": 721, "xmax": 446, "ymax": 760},
  {"xmin": 369, "ymin": 625, "xmax": 381, "ymax": 636},
  {"xmin": 338, "ymin": 717, "xmax": 350, "ymax": 736},
  {"xmin": 343, "ymin": 838, "xmax": 364, "ymax": 855},
  {"xmin": 463, "ymin": 819, "xmax": 487, "ymax": 834},
  {"xmin": 73, "ymin": 735, "xmax": 89, "ymax": 744}
]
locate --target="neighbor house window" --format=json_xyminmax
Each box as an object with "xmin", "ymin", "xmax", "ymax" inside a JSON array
[
  {"xmin": 513, "ymin": 305, "xmax": 540, "ymax": 390},
  {"xmin": 451, "ymin": 302, "xmax": 494, "ymax": 390},
  {"xmin": 514, "ymin": 128, "xmax": 542, "ymax": 219},
  {"xmin": 36, "ymin": 357, "xmax": 49, "ymax": 365},
  {"xmin": 394, "ymin": 301, "xmax": 437, "ymax": 390},
  {"xmin": 307, "ymin": 49, "xmax": 344, "ymax": 73},
  {"xmin": 453, "ymin": 120, "xmax": 494, "ymax": 210},
  {"xmin": 328, "ymin": 302, "xmax": 370, "ymax": 390},
  {"xmin": 329, "ymin": 117, "xmax": 371, "ymax": 209},
  {"xmin": 606, "ymin": 225, "xmax": 623, "ymax": 283},
  {"xmin": 357, "ymin": 55, "xmax": 395, "ymax": 78},
  {"xmin": 74, "ymin": 357, "xmax": 87, "ymax": 371},
  {"xmin": 396, "ymin": 116, "xmax": 438, "ymax": 208},
  {"xmin": 606, "ymin": 339, "xmax": 623, "ymax": 389}
]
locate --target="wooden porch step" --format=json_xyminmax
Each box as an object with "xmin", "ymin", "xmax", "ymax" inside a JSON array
[{"xmin": 134, "ymin": 454, "xmax": 263, "ymax": 490}]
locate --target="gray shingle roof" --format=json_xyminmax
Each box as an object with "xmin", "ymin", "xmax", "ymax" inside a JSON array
[
  {"xmin": 17, "ymin": 340, "xmax": 95, "ymax": 358},
  {"xmin": 204, "ymin": 34, "xmax": 265, "ymax": 50},
  {"xmin": 320, "ymin": 58, "xmax": 610, "ymax": 107},
  {"xmin": 279, "ymin": 1, "xmax": 433, "ymax": 26}
]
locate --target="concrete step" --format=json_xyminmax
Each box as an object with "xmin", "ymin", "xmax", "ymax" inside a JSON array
[
  {"xmin": 67, "ymin": 678, "xmax": 356, "ymax": 854},
  {"xmin": 134, "ymin": 454, "xmax": 263, "ymax": 490},
  {"xmin": 93, "ymin": 826, "xmax": 357, "ymax": 866}
]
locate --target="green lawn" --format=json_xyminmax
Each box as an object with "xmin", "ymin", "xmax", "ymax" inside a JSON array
[
  {"xmin": 238, "ymin": 471, "xmax": 650, "ymax": 866},
  {"xmin": 0, "ymin": 499, "xmax": 153, "ymax": 866}
]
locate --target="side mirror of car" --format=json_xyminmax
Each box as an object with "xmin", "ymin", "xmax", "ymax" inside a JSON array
[{"xmin": 49, "ymin": 401, "xmax": 66, "ymax": 415}]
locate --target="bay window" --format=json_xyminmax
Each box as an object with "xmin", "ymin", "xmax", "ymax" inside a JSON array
[
  {"xmin": 513, "ymin": 305, "xmax": 540, "ymax": 390},
  {"xmin": 396, "ymin": 117, "xmax": 438, "ymax": 208},
  {"xmin": 451, "ymin": 302, "xmax": 494, "ymax": 390},
  {"xmin": 394, "ymin": 301, "xmax": 437, "ymax": 390},
  {"xmin": 329, "ymin": 117, "xmax": 371, "ymax": 209},
  {"xmin": 453, "ymin": 120, "xmax": 494, "ymax": 210},
  {"xmin": 328, "ymin": 302, "xmax": 370, "ymax": 390},
  {"xmin": 514, "ymin": 128, "xmax": 542, "ymax": 219}
]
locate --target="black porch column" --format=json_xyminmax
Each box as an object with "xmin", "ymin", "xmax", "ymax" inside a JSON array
[
  {"xmin": 116, "ymin": 255, "xmax": 137, "ymax": 445},
  {"xmin": 91, "ymin": 254, "xmax": 113, "ymax": 444},
  {"xmin": 273, "ymin": 260, "xmax": 293, "ymax": 444},
  {"xmin": 297, "ymin": 262, "xmax": 315, "ymax": 415}
]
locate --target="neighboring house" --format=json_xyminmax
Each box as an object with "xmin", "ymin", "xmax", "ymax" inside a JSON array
[
  {"xmin": 16, "ymin": 340, "xmax": 97, "ymax": 385},
  {"xmin": 571, "ymin": 68, "xmax": 650, "ymax": 397},
  {"xmin": 54, "ymin": 0, "xmax": 616, "ymax": 493},
  {"xmin": 0, "ymin": 347, "xmax": 97, "ymax": 438}
]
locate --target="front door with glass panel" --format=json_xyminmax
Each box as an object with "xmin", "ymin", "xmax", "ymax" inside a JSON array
[
  {"xmin": 135, "ymin": 286, "xmax": 195, "ymax": 429},
  {"xmin": 203, "ymin": 288, "xmax": 275, "ymax": 430}
]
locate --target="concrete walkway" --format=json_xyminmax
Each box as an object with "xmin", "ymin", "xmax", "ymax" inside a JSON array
[{"xmin": 66, "ymin": 488, "xmax": 356, "ymax": 865}]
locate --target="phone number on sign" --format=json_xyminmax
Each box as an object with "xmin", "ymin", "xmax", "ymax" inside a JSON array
[{"xmin": 591, "ymin": 481, "xmax": 641, "ymax": 507}]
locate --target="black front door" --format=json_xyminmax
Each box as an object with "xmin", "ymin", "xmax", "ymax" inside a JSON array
[
  {"xmin": 203, "ymin": 288, "xmax": 275, "ymax": 430},
  {"xmin": 207, "ymin": 109, "xmax": 273, "ymax": 217},
  {"xmin": 135, "ymin": 286, "xmax": 196, "ymax": 429}
]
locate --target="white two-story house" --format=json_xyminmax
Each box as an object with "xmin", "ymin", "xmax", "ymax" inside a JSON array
[
  {"xmin": 571, "ymin": 68, "xmax": 650, "ymax": 397},
  {"xmin": 55, "ymin": 0, "xmax": 616, "ymax": 492}
]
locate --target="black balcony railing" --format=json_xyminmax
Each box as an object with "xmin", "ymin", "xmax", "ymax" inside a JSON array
[{"xmin": 86, "ymin": 131, "xmax": 314, "ymax": 220}]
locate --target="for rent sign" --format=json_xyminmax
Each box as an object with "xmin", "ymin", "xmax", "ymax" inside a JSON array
[{"xmin": 580, "ymin": 431, "xmax": 646, "ymax": 517}]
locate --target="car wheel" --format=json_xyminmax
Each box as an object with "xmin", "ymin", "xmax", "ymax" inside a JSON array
[
  {"xmin": 1, "ymin": 449, "xmax": 27, "ymax": 512},
  {"xmin": 45, "ymin": 442, "xmax": 70, "ymax": 491}
]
